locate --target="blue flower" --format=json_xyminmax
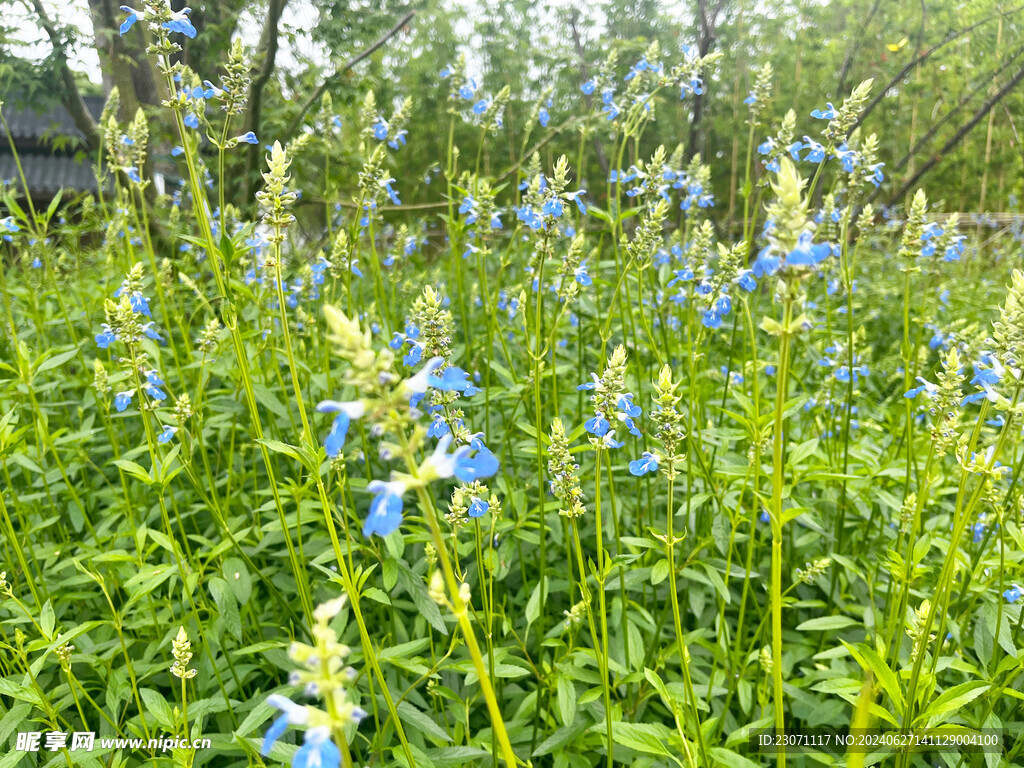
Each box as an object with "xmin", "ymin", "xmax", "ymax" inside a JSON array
[
  {"xmin": 261, "ymin": 694, "xmax": 309, "ymax": 756},
  {"xmin": 810, "ymin": 102, "xmax": 837, "ymax": 120},
  {"xmin": 972, "ymin": 522, "xmax": 986, "ymax": 543},
  {"xmin": 538, "ymin": 107, "xmax": 550, "ymax": 127},
  {"xmin": 1005, "ymin": 586, "xmax": 1022, "ymax": 604},
  {"xmin": 365, "ymin": 480, "xmax": 407, "ymax": 537},
  {"xmin": 427, "ymin": 366, "xmax": 474, "ymax": 393},
  {"xmin": 144, "ymin": 370, "xmax": 166, "ymax": 400},
  {"xmin": 971, "ymin": 362, "xmax": 1002, "ymax": 388},
  {"xmin": 468, "ymin": 495, "xmax": 489, "ymax": 518},
  {"xmin": 563, "ymin": 190, "xmax": 586, "ymax": 214},
  {"xmin": 387, "ymin": 129, "xmax": 407, "ymax": 150},
  {"xmin": 373, "ymin": 118, "xmax": 389, "ymax": 141},
  {"xmin": 904, "ymin": 377, "xmax": 938, "ymax": 399},
  {"xmin": 96, "ymin": 325, "xmax": 117, "ymax": 348},
  {"xmin": 618, "ymin": 394, "xmax": 641, "ymax": 418},
  {"xmin": 459, "ymin": 195, "xmax": 478, "ymax": 223},
  {"xmin": 743, "ymin": 92, "xmax": 757, "ymax": 105},
  {"xmin": 162, "ymin": 8, "xmax": 197, "ymax": 38},
  {"xmin": 574, "ymin": 262, "xmax": 592, "ymax": 286},
  {"xmin": 585, "ymin": 413, "xmax": 610, "ymax": 437},
  {"xmin": 118, "ymin": 5, "xmax": 143, "ymax": 35},
  {"xmin": 114, "ymin": 391, "xmax": 133, "ymax": 412},
  {"xmin": 752, "ymin": 246, "xmax": 780, "ymax": 278},
  {"xmin": 785, "ymin": 231, "xmax": 832, "ymax": 268},
  {"xmin": 542, "ymin": 198, "xmax": 564, "ymax": 218},
  {"xmin": 736, "ymin": 270, "xmax": 756, "ymax": 292},
  {"xmin": 629, "ymin": 452, "xmax": 659, "ymax": 476},
  {"xmin": 602, "ymin": 431, "xmax": 624, "ymax": 449},
  {"xmin": 293, "ymin": 726, "xmax": 341, "ymax": 768},
  {"xmin": 184, "ymin": 113, "xmax": 200, "ymax": 130},
  {"xmin": 580, "ymin": 79, "xmax": 596, "ymax": 95},
  {"xmin": 702, "ymin": 307, "xmax": 723, "ymax": 329},
  {"xmin": 316, "ymin": 400, "xmax": 366, "ymax": 458},
  {"xmin": 427, "ymin": 434, "xmax": 500, "ymax": 482},
  {"xmin": 427, "ymin": 415, "xmax": 450, "ymax": 438},
  {"xmin": 236, "ymin": 131, "xmax": 258, "ymax": 144},
  {"xmin": 128, "ymin": 293, "xmax": 152, "ymax": 317},
  {"xmin": 473, "ymin": 99, "xmax": 489, "ymax": 115},
  {"xmin": 403, "ymin": 357, "xmax": 445, "ymax": 396},
  {"xmin": 403, "ymin": 343, "xmax": 424, "ymax": 367},
  {"xmin": 158, "ymin": 425, "xmax": 177, "ymax": 443}
]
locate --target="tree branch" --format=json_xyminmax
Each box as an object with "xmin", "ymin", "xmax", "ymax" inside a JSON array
[
  {"xmin": 26, "ymin": 0, "xmax": 101, "ymax": 151},
  {"xmin": 887, "ymin": 63, "xmax": 1024, "ymax": 207},
  {"xmin": 853, "ymin": 2, "xmax": 1024, "ymax": 132},
  {"xmin": 282, "ymin": 9, "xmax": 417, "ymax": 140},
  {"xmin": 836, "ymin": 0, "xmax": 882, "ymax": 93},
  {"xmin": 884, "ymin": 42, "xmax": 1024, "ymax": 179},
  {"xmin": 242, "ymin": 0, "xmax": 287, "ymax": 200}
]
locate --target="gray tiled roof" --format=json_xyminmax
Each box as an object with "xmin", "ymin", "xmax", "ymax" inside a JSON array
[
  {"xmin": 1, "ymin": 96, "xmax": 105, "ymax": 144},
  {"xmin": 0, "ymin": 153, "xmax": 102, "ymax": 196}
]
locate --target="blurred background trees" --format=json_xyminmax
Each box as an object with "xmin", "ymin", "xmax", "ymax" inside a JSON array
[{"xmin": 2, "ymin": 0, "xmax": 1023, "ymax": 220}]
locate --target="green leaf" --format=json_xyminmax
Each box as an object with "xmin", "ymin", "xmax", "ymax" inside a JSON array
[
  {"xmin": 396, "ymin": 701, "xmax": 451, "ymax": 744},
  {"xmin": 379, "ymin": 638, "xmax": 431, "ymax": 661},
  {"xmin": 140, "ymin": 688, "xmax": 175, "ymax": 729},
  {"xmin": 843, "ymin": 641, "xmax": 904, "ymax": 714},
  {"xmin": 362, "ymin": 587, "xmax": 391, "ymax": 605},
  {"xmin": 124, "ymin": 564, "xmax": 176, "ymax": 608},
  {"xmin": 39, "ymin": 600, "xmax": 55, "ymax": 639},
  {"xmin": 609, "ymin": 721, "xmax": 675, "ymax": 757},
  {"xmin": 113, "ymin": 459, "xmax": 152, "ymax": 484},
  {"xmin": 252, "ymin": 383, "xmax": 290, "ymax": 419},
  {"xmin": 916, "ymin": 681, "xmax": 989, "ymax": 725},
  {"xmin": 796, "ymin": 616, "xmax": 858, "ymax": 631},
  {"xmin": 396, "ymin": 564, "xmax": 448, "ymax": 636},
  {"xmin": 209, "ymin": 576, "xmax": 242, "ymax": 638},
  {"xmin": 556, "ymin": 675, "xmax": 577, "ymax": 726},
  {"xmin": 710, "ymin": 747, "xmax": 760, "ymax": 768},
  {"xmin": 423, "ymin": 747, "xmax": 491, "ymax": 766},
  {"xmin": 34, "ymin": 346, "xmax": 79, "ymax": 376},
  {"xmin": 525, "ymin": 576, "xmax": 547, "ymax": 630},
  {"xmin": 788, "ymin": 437, "xmax": 820, "ymax": 466},
  {"xmin": 256, "ymin": 438, "xmax": 301, "ymax": 461},
  {"xmin": 651, "ymin": 558, "xmax": 669, "ymax": 585}
]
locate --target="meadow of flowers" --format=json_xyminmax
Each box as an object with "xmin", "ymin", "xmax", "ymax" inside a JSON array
[{"xmin": 4, "ymin": 3, "xmax": 1024, "ymax": 767}]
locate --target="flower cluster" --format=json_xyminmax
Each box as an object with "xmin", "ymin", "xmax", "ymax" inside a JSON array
[
  {"xmin": 93, "ymin": 266, "xmax": 189, "ymax": 443},
  {"xmin": 119, "ymin": 2, "xmax": 196, "ymax": 40},
  {"xmin": 753, "ymin": 157, "xmax": 832, "ymax": 280},
  {"xmin": 516, "ymin": 154, "xmax": 586, "ymax": 233},
  {"xmin": 262, "ymin": 598, "xmax": 366, "ymax": 767},
  {"xmin": 577, "ymin": 345, "xmax": 640, "ymax": 449},
  {"xmin": 316, "ymin": 307, "xmax": 496, "ymax": 536},
  {"xmin": 630, "ymin": 365, "xmax": 687, "ymax": 478},
  {"xmin": 547, "ymin": 418, "xmax": 586, "ymax": 518}
]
